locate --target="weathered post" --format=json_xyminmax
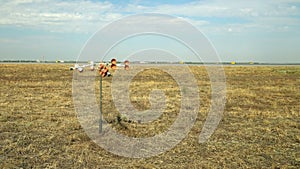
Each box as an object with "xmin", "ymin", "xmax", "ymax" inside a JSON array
[{"xmin": 99, "ymin": 75, "xmax": 103, "ymax": 134}]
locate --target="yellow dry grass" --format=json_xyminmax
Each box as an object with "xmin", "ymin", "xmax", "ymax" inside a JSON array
[{"xmin": 0, "ymin": 64, "xmax": 299, "ymax": 168}]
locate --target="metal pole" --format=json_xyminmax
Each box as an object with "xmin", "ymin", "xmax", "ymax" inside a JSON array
[{"xmin": 99, "ymin": 75, "xmax": 103, "ymax": 134}]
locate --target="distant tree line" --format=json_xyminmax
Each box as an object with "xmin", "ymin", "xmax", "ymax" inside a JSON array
[
  {"xmin": 0, "ymin": 60, "xmax": 77, "ymax": 63},
  {"xmin": 0, "ymin": 60, "xmax": 299, "ymax": 65}
]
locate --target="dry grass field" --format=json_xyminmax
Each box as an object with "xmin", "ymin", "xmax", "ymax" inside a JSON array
[{"xmin": 0, "ymin": 64, "xmax": 299, "ymax": 168}]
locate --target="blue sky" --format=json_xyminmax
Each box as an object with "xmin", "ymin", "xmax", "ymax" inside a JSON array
[{"xmin": 0, "ymin": 0, "xmax": 299, "ymax": 63}]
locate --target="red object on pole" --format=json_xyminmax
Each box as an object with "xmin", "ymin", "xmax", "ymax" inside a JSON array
[
  {"xmin": 111, "ymin": 58, "xmax": 117, "ymax": 65},
  {"xmin": 124, "ymin": 60, "xmax": 129, "ymax": 70}
]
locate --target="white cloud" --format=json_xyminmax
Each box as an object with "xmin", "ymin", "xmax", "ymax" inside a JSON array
[
  {"xmin": 0, "ymin": 0, "xmax": 299, "ymax": 34},
  {"xmin": 0, "ymin": 0, "xmax": 119, "ymax": 33},
  {"xmin": 124, "ymin": 0, "xmax": 300, "ymax": 33}
]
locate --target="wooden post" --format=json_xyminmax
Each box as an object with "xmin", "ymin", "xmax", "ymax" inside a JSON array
[{"xmin": 99, "ymin": 75, "xmax": 103, "ymax": 134}]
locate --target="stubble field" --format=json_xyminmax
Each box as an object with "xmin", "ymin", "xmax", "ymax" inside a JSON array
[{"xmin": 0, "ymin": 64, "xmax": 299, "ymax": 168}]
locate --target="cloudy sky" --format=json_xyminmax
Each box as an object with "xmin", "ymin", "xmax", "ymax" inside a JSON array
[{"xmin": 0, "ymin": 0, "xmax": 299, "ymax": 63}]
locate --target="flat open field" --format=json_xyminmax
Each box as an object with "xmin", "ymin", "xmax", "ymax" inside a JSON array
[{"xmin": 0, "ymin": 64, "xmax": 299, "ymax": 168}]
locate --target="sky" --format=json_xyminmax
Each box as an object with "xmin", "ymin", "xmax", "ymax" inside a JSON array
[{"xmin": 0, "ymin": 0, "xmax": 300, "ymax": 63}]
